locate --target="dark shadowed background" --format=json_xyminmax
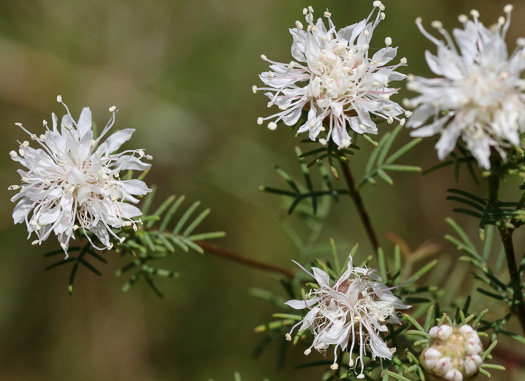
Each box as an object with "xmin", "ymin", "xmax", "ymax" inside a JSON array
[{"xmin": 0, "ymin": 0, "xmax": 524, "ymax": 380}]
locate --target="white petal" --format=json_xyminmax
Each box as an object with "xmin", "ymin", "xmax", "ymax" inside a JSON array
[
  {"xmin": 435, "ymin": 126, "xmax": 461, "ymax": 160},
  {"xmin": 122, "ymin": 179, "xmax": 150, "ymax": 197},
  {"xmin": 312, "ymin": 267, "xmax": 330, "ymax": 286},
  {"xmin": 97, "ymin": 129, "xmax": 135, "ymax": 155},
  {"xmin": 406, "ymin": 104, "xmax": 435, "ymax": 128},
  {"xmin": 89, "ymin": 222, "xmax": 111, "ymax": 248},
  {"xmin": 116, "ymin": 156, "xmax": 151, "ymax": 171},
  {"xmin": 12, "ymin": 198, "xmax": 34, "ymax": 224},
  {"xmin": 367, "ymin": 328, "xmax": 392, "ymax": 359},
  {"xmin": 285, "ymin": 297, "xmax": 321, "ymax": 310},
  {"xmin": 77, "ymin": 107, "xmax": 93, "ymax": 138},
  {"xmin": 39, "ymin": 204, "xmax": 61, "ymax": 225},
  {"xmin": 61, "ymin": 113, "xmax": 75, "ymax": 133},
  {"xmin": 119, "ymin": 203, "xmax": 142, "ymax": 219},
  {"xmin": 410, "ymin": 115, "xmax": 450, "ymax": 138}
]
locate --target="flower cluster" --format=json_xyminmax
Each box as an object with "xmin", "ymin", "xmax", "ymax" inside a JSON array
[
  {"xmin": 285, "ymin": 255, "xmax": 410, "ymax": 378},
  {"xmin": 406, "ymin": 5, "xmax": 525, "ymax": 169},
  {"xmin": 8, "ymin": 96, "xmax": 152, "ymax": 256},
  {"xmin": 421, "ymin": 324, "xmax": 484, "ymax": 381},
  {"xmin": 254, "ymin": 2, "xmax": 408, "ymax": 149}
]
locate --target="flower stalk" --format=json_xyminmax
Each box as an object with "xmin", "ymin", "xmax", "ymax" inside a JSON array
[
  {"xmin": 340, "ymin": 160, "xmax": 380, "ymax": 252},
  {"xmin": 196, "ymin": 241, "xmax": 296, "ymax": 279},
  {"xmin": 487, "ymin": 158, "xmax": 525, "ymax": 334}
]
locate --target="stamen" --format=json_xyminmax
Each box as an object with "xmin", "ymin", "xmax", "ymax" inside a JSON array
[{"xmin": 458, "ymin": 15, "xmax": 468, "ymax": 23}]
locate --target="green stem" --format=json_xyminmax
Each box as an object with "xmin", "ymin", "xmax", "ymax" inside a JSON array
[
  {"xmin": 487, "ymin": 161, "xmax": 525, "ymax": 334},
  {"xmin": 340, "ymin": 160, "xmax": 380, "ymax": 252},
  {"xmin": 498, "ymin": 226, "xmax": 525, "ymax": 334}
]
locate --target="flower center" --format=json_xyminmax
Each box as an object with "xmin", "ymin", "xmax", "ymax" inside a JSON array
[
  {"xmin": 309, "ymin": 47, "xmax": 362, "ymax": 102},
  {"xmin": 461, "ymin": 65, "xmax": 515, "ymax": 111}
]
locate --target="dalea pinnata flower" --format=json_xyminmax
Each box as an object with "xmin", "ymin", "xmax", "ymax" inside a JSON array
[
  {"xmin": 8, "ymin": 96, "xmax": 152, "ymax": 256},
  {"xmin": 406, "ymin": 5, "xmax": 525, "ymax": 169},
  {"xmin": 285, "ymin": 255, "xmax": 410, "ymax": 378},
  {"xmin": 421, "ymin": 324, "xmax": 484, "ymax": 381},
  {"xmin": 253, "ymin": 2, "xmax": 408, "ymax": 149}
]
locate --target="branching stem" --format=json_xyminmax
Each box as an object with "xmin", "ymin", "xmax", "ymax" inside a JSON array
[
  {"xmin": 196, "ymin": 241, "xmax": 296, "ymax": 279},
  {"xmin": 340, "ymin": 160, "xmax": 380, "ymax": 252},
  {"xmin": 488, "ymin": 162, "xmax": 525, "ymax": 334}
]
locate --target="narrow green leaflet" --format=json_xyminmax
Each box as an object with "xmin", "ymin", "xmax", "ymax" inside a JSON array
[
  {"xmin": 44, "ymin": 192, "xmax": 224, "ymax": 296},
  {"xmin": 260, "ymin": 147, "xmax": 349, "ymax": 214},
  {"xmin": 359, "ymin": 125, "xmax": 421, "ymax": 188},
  {"xmin": 447, "ymin": 188, "xmax": 525, "ymax": 229}
]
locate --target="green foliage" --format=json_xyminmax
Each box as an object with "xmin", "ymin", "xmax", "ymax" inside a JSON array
[
  {"xmin": 115, "ymin": 188, "xmax": 225, "ymax": 296},
  {"xmin": 261, "ymin": 125, "xmax": 421, "ymax": 216},
  {"xmin": 44, "ymin": 187, "xmax": 225, "ymax": 296},
  {"xmin": 260, "ymin": 147, "xmax": 349, "ymax": 214},
  {"xmin": 445, "ymin": 219, "xmax": 525, "ymax": 344},
  {"xmin": 359, "ymin": 125, "xmax": 421, "ymax": 188},
  {"xmin": 44, "ymin": 245, "xmax": 107, "ymax": 295},
  {"xmin": 447, "ymin": 188, "xmax": 525, "ymax": 230},
  {"xmin": 423, "ymin": 143, "xmax": 479, "ymax": 183},
  {"xmin": 298, "ymin": 138, "xmax": 359, "ymax": 179},
  {"xmin": 489, "ymin": 145, "xmax": 525, "ymax": 179}
]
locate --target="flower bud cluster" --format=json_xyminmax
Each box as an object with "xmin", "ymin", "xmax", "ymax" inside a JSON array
[{"xmin": 421, "ymin": 324, "xmax": 483, "ymax": 381}]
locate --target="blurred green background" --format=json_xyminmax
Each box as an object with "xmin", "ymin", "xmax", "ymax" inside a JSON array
[{"xmin": 1, "ymin": 0, "xmax": 524, "ymax": 380}]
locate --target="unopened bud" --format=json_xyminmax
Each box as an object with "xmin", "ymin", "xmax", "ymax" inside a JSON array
[{"xmin": 421, "ymin": 324, "xmax": 485, "ymax": 380}]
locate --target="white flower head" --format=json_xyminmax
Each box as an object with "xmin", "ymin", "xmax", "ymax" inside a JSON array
[
  {"xmin": 406, "ymin": 6, "xmax": 525, "ymax": 169},
  {"xmin": 9, "ymin": 97, "xmax": 152, "ymax": 256},
  {"xmin": 285, "ymin": 255, "xmax": 410, "ymax": 377},
  {"xmin": 254, "ymin": 3, "xmax": 407, "ymax": 149}
]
